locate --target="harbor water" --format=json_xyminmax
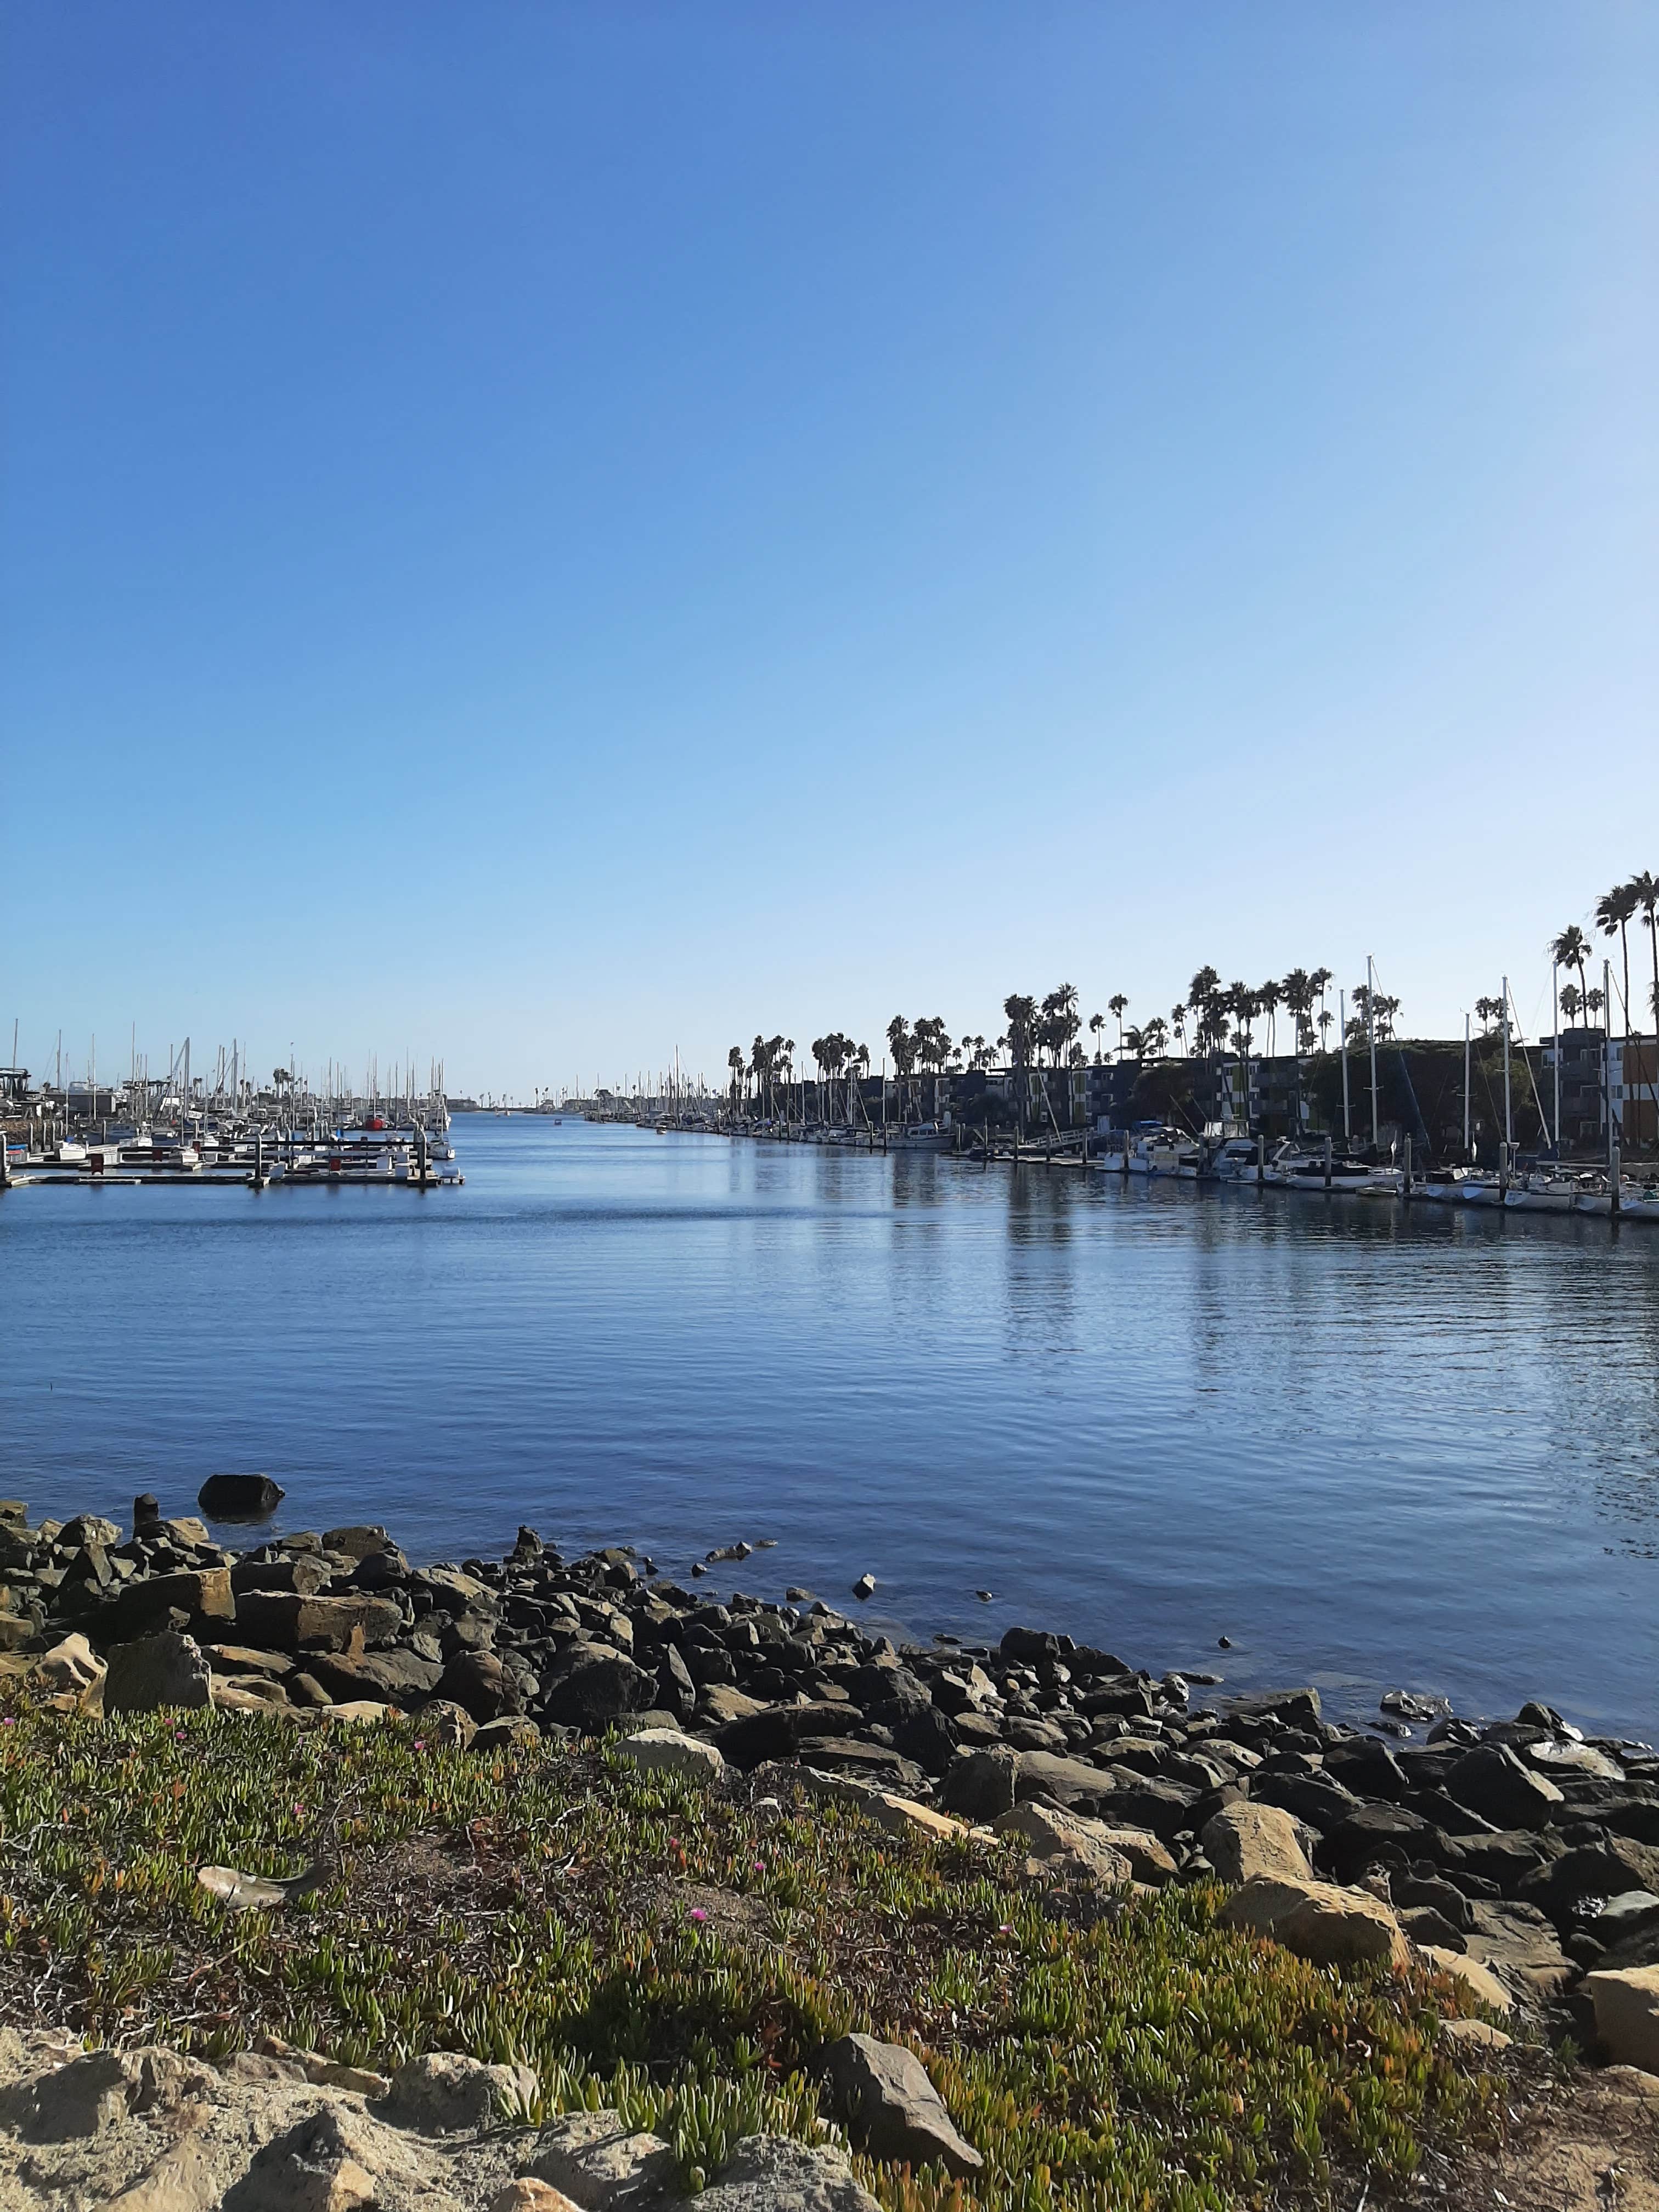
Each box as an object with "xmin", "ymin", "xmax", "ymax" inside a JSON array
[{"xmin": 2, "ymin": 1116, "xmax": 1657, "ymax": 1739}]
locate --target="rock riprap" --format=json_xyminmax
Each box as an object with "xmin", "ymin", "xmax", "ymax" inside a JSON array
[{"xmin": 2, "ymin": 1493, "xmax": 1655, "ymax": 2019}]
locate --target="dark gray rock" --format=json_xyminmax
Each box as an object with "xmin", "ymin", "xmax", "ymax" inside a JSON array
[
  {"xmin": 1392, "ymin": 1874, "xmax": 1476, "ymax": 1932},
  {"xmin": 104, "ymin": 1629, "xmax": 212, "ymax": 1714},
  {"xmin": 304, "ymin": 1647, "xmax": 442, "ymax": 1707},
  {"xmin": 1321, "ymin": 1804, "xmax": 1441, "ymax": 1884},
  {"xmin": 998, "ymin": 1625, "xmax": 1063, "ymax": 1664},
  {"xmin": 1251, "ymin": 1771, "xmax": 1365, "ymax": 1835},
  {"xmin": 715, "ymin": 1701, "xmax": 867, "ymax": 1772},
  {"xmin": 1323, "ymin": 1736, "xmax": 1410, "ymax": 1802},
  {"xmin": 938, "ymin": 1746, "xmax": 1019, "ymax": 1821},
  {"xmin": 1014, "ymin": 1751, "xmax": 1117, "ymax": 1812},
  {"xmin": 539, "ymin": 1647, "xmax": 653, "ymax": 1732},
  {"xmin": 1097, "ymin": 1774, "xmax": 1203, "ymax": 1841},
  {"xmin": 890, "ymin": 1704, "xmax": 957, "ymax": 1777},
  {"xmin": 654, "ymin": 1643, "xmax": 696, "ymax": 1720},
  {"xmin": 822, "ymin": 2034, "xmax": 981, "ymax": 2177},
  {"xmin": 1222, "ymin": 1688, "xmax": 1323, "ymax": 1731},
  {"xmin": 1400, "ymin": 1904, "xmax": 1467, "ymax": 1952},
  {"xmin": 1519, "ymin": 1838, "xmax": 1659, "ymax": 1929},
  {"xmin": 796, "ymin": 1740, "xmax": 930, "ymax": 1796},
  {"xmin": 196, "ymin": 1475, "xmax": 285, "ymax": 1522},
  {"xmin": 1444, "ymin": 1744, "xmax": 1566, "ymax": 1830},
  {"xmin": 435, "ymin": 1649, "xmax": 517, "ymax": 1724}
]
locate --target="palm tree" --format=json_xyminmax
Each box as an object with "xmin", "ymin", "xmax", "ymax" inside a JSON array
[
  {"xmin": 727, "ymin": 1045, "xmax": 744, "ymax": 1111},
  {"xmin": 1474, "ymin": 996, "xmax": 1504, "ymax": 1034},
  {"xmin": 1088, "ymin": 1012, "xmax": 1105, "ymax": 1063},
  {"xmin": 1108, "ymin": 994, "xmax": 1128, "ymax": 1059},
  {"xmin": 1628, "ymin": 872, "xmax": 1659, "ymax": 1042},
  {"xmin": 1558, "ymin": 983, "xmax": 1582, "ymax": 1028},
  {"xmin": 1596, "ymin": 883, "xmax": 1640, "ymax": 1041},
  {"xmin": 1143, "ymin": 1016, "xmax": 1169, "ymax": 1058},
  {"xmin": 1170, "ymin": 1005, "xmax": 1187, "ymax": 1056},
  {"xmin": 1257, "ymin": 979, "xmax": 1282, "ymax": 1061},
  {"xmin": 1550, "ymin": 924, "xmax": 1592, "ymax": 1021},
  {"xmin": 1309, "ymin": 968, "xmax": 1333, "ymax": 1049}
]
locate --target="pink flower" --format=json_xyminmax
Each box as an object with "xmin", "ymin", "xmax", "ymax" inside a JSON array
[
  {"xmin": 752, "ymin": 1861, "xmax": 765, "ymax": 1875},
  {"xmin": 413, "ymin": 1740, "xmax": 426, "ymax": 1751},
  {"xmin": 689, "ymin": 1908, "xmax": 708, "ymax": 1923}
]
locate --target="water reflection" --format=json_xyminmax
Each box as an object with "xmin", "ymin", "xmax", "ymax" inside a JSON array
[{"xmin": 1, "ymin": 1119, "xmax": 1657, "ymax": 1736}]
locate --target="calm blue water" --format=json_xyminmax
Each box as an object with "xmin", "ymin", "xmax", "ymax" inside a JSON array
[{"xmin": 3, "ymin": 1118, "xmax": 1658, "ymax": 1738}]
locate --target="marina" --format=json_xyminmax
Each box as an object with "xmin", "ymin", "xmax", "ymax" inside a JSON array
[{"xmin": 0, "ymin": 1047, "xmax": 464, "ymax": 1190}]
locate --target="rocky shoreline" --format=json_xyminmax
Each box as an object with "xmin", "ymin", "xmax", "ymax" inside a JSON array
[{"xmin": 6, "ymin": 1483, "xmax": 1659, "ymax": 2038}]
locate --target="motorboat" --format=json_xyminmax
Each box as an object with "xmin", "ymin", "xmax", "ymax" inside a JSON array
[
  {"xmin": 887, "ymin": 1123, "xmax": 951, "ymax": 1152},
  {"xmin": 1122, "ymin": 1127, "xmax": 1202, "ymax": 1177}
]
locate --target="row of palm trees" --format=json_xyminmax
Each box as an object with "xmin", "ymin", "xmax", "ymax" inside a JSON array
[
  {"xmin": 1551, "ymin": 872, "xmax": 1659, "ymax": 1042},
  {"xmin": 723, "ymin": 870, "xmax": 1659, "ymax": 1116}
]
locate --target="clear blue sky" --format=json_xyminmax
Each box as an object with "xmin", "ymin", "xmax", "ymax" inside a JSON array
[{"xmin": 4, "ymin": 4, "xmax": 1655, "ymax": 1096}]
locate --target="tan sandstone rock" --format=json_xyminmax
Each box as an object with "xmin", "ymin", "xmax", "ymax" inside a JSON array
[
  {"xmin": 1587, "ymin": 1967, "xmax": 1659, "ymax": 2074},
  {"xmin": 1201, "ymin": 1802, "xmax": 1313, "ymax": 1886},
  {"xmin": 993, "ymin": 1802, "xmax": 1133, "ymax": 1884},
  {"xmin": 1219, "ymin": 1874, "xmax": 1412, "ymax": 1972}
]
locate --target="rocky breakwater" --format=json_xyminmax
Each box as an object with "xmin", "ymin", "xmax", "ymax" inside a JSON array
[{"xmin": 5, "ymin": 1492, "xmax": 1659, "ymax": 2051}]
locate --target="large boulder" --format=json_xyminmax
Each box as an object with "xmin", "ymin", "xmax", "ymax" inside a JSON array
[
  {"xmin": 196, "ymin": 1474, "xmax": 285, "ymax": 1522},
  {"xmin": 1585, "ymin": 1967, "xmax": 1659, "ymax": 2073},
  {"xmin": 540, "ymin": 1648, "xmax": 653, "ymax": 1733},
  {"xmin": 527, "ymin": 2109, "xmax": 681, "ymax": 2207},
  {"xmin": 104, "ymin": 1568, "xmax": 235, "ymax": 1643},
  {"xmin": 1463, "ymin": 1900, "xmax": 1576, "ymax": 2005},
  {"xmin": 1097, "ymin": 1773, "xmax": 1203, "ymax": 1842},
  {"xmin": 821, "ymin": 2034, "xmax": 982, "ymax": 2177},
  {"xmin": 435, "ymin": 1649, "xmax": 515, "ymax": 1724},
  {"xmin": 715, "ymin": 1701, "xmax": 865, "ymax": 1771},
  {"xmin": 104, "ymin": 1630, "xmax": 212, "ymax": 1715},
  {"xmin": 617, "ymin": 1728, "xmax": 725, "ymax": 1784},
  {"xmin": 386, "ymin": 2052, "xmax": 538, "ymax": 2131},
  {"xmin": 994, "ymin": 1802, "xmax": 1132, "ymax": 1885},
  {"xmin": 1251, "ymin": 1770, "xmax": 1364, "ymax": 1835},
  {"xmin": 231, "ymin": 2104, "xmax": 377, "ymax": 2211},
  {"xmin": 302, "ymin": 1649, "xmax": 442, "ymax": 1708},
  {"xmin": 321, "ymin": 1526, "xmax": 394, "ymax": 1562},
  {"xmin": 697, "ymin": 2133, "xmax": 881, "ymax": 2212},
  {"xmin": 1203, "ymin": 1803, "xmax": 1314, "ymax": 1887},
  {"xmin": 1420, "ymin": 1946, "xmax": 1515, "ymax": 2018},
  {"xmin": 938, "ymin": 1746, "xmax": 1019, "ymax": 1821},
  {"xmin": 235, "ymin": 1594, "xmax": 402, "ymax": 1654},
  {"xmin": 1014, "ymin": 1751, "xmax": 1118, "ymax": 1810},
  {"xmin": 1219, "ymin": 1875, "xmax": 1412, "ymax": 1972},
  {"xmin": 1520, "ymin": 1839, "xmax": 1659, "ymax": 1928},
  {"xmin": 24, "ymin": 1634, "xmax": 106, "ymax": 1717},
  {"xmin": 1444, "ymin": 1745, "xmax": 1565, "ymax": 1829}
]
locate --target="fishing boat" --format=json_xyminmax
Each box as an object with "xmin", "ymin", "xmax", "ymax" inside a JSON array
[{"xmin": 886, "ymin": 1123, "xmax": 951, "ymax": 1152}]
